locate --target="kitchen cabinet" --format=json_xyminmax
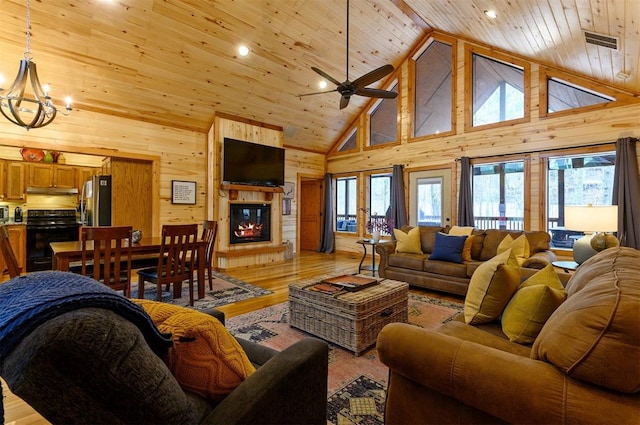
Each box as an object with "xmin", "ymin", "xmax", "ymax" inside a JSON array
[
  {"xmin": 0, "ymin": 224, "xmax": 26, "ymax": 276},
  {"xmin": 77, "ymin": 167, "xmax": 97, "ymax": 193},
  {"xmin": 28, "ymin": 163, "xmax": 77, "ymax": 189},
  {"xmin": 5, "ymin": 161, "xmax": 26, "ymax": 201}
]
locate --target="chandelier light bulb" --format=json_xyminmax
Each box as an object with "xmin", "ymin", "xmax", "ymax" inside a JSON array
[
  {"xmin": 42, "ymin": 84, "xmax": 50, "ymax": 96},
  {"xmin": 65, "ymin": 96, "xmax": 72, "ymax": 109}
]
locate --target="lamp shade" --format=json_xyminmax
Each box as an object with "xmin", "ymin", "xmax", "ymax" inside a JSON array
[{"xmin": 564, "ymin": 205, "xmax": 618, "ymax": 233}]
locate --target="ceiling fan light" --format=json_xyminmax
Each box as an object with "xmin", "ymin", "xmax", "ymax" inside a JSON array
[
  {"xmin": 319, "ymin": 80, "xmax": 327, "ymax": 89},
  {"xmin": 238, "ymin": 45, "xmax": 250, "ymax": 56}
]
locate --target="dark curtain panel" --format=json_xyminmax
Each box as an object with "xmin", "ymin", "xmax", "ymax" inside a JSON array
[
  {"xmin": 318, "ymin": 173, "xmax": 335, "ymax": 253},
  {"xmin": 457, "ymin": 156, "xmax": 475, "ymax": 226},
  {"xmin": 613, "ymin": 137, "xmax": 640, "ymax": 248},
  {"xmin": 388, "ymin": 165, "xmax": 407, "ymax": 237}
]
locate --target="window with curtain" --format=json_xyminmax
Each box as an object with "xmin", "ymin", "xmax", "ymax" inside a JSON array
[
  {"xmin": 336, "ymin": 176, "xmax": 357, "ymax": 232},
  {"xmin": 369, "ymin": 83, "xmax": 398, "ymax": 146},
  {"xmin": 546, "ymin": 152, "xmax": 616, "ymax": 248},
  {"xmin": 472, "ymin": 160, "xmax": 524, "ymax": 230},
  {"xmin": 414, "ymin": 40, "xmax": 453, "ymax": 138},
  {"xmin": 472, "ymin": 54, "xmax": 524, "ymax": 127},
  {"xmin": 367, "ymin": 173, "xmax": 392, "ymax": 235}
]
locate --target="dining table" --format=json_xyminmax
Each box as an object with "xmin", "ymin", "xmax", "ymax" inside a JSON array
[{"xmin": 50, "ymin": 237, "xmax": 207, "ymax": 299}]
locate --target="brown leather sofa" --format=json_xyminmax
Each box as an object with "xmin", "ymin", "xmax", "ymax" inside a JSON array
[
  {"xmin": 377, "ymin": 247, "xmax": 640, "ymax": 424},
  {"xmin": 376, "ymin": 226, "xmax": 557, "ymax": 296}
]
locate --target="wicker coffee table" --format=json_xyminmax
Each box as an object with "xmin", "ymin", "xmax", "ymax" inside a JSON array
[{"xmin": 288, "ymin": 276, "xmax": 409, "ymax": 355}]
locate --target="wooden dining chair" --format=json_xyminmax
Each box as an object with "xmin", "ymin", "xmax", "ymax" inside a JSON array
[
  {"xmin": 80, "ymin": 226, "xmax": 134, "ymax": 297},
  {"xmin": 137, "ymin": 223, "xmax": 199, "ymax": 305},
  {"xmin": 0, "ymin": 225, "xmax": 21, "ymax": 279},
  {"xmin": 201, "ymin": 220, "xmax": 218, "ymax": 290}
]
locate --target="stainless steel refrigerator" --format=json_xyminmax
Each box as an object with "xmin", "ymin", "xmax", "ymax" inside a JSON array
[{"xmin": 81, "ymin": 175, "xmax": 112, "ymax": 226}]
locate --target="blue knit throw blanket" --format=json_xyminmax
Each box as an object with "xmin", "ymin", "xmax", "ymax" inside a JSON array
[{"xmin": 0, "ymin": 271, "xmax": 175, "ymax": 423}]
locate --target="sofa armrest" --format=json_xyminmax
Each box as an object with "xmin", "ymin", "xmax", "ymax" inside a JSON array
[
  {"xmin": 376, "ymin": 241, "xmax": 397, "ymax": 277},
  {"xmin": 203, "ymin": 337, "xmax": 329, "ymax": 425},
  {"xmin": 522, "ymin": 250, "xmax": 557, "ymax": 269},
  {"xmin": 377, "ymin": 323, "xmax": 636, "ymax": 425}
]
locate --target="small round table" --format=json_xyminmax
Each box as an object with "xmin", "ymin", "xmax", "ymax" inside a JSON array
[
  {"xmin": 552, "ymin": 260, "xmax": 579, "ymax": 273},
  {"xmin": 356, "ymin": 239, "xmax": 379, "ymax": 276}
]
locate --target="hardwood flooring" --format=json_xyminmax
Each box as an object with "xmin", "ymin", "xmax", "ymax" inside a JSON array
[{"xmin": 2, "ymin": 250, "xmax": 462, "ymax": 424}]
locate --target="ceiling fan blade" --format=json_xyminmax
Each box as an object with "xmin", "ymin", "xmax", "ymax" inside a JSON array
[
  {"xmin": 352, "ymin": 64, "xmax": 394, "ymax": 88},
  {"xmin": 339, "ymin": 95, "xmax": 351, "ymax": 109},
  {"xmin": 354, "ymin": 88, "xmax": 398, "ymax": 99},
  {"xmin": 298, "ymin": 89, "xmax": 338, "ymax": 97},
  {"xmin": 311, "ymin": 67, "xmax": 342, "ymax": 87}
]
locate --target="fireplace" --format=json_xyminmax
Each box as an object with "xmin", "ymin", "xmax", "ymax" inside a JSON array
[{"xmin": 229, "ymin": 203, "xmax": 271, "ymax": 244}]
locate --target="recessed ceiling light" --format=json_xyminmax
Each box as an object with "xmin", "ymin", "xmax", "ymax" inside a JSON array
[
  {"xmin": 484, "ymin": 10, "xmax": 498, "ymax": 19},
  {"xmin": 319, "ymin": 80, "xmax": 327, "ymax": 89},
  {"xmin": 238, "ymin": 45, "xmax": 250, "ymax": 56}
]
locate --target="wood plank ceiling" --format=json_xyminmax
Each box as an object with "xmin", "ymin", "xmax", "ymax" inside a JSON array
[{"xmin": 0, "ymin": 0, "xmax": 637, "ymax": 154}]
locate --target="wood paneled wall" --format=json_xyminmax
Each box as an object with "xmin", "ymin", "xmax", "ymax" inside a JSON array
[
  {"xmin": 327, "ymin": 35, "xmax": 640, "ymax": 255},
  {"xmin": 0, "ymin": 109, "xmax": 206, "ymax": 236}
]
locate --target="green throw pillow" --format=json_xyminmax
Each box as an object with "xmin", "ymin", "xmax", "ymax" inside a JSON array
[{"xmin": 501, "ymin": 264, "xmax": 566, "ymax": 344}]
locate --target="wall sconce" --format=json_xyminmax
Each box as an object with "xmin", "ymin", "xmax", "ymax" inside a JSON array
[{"xmin": 564, "ymin": 205, "xmax": 619, "ymax": 264}]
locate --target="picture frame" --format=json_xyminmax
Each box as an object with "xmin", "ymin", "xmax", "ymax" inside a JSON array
[
  {"xmin": 282, "ymin": 198, "xmax": 292, "ymax": 215},
  {"xmin": 283, "ymin": 181, "xmax": 295, "ymax": 199},
  {"xmin": 171, "ymin": 180, "xmax": 196, "ymax": 204}
]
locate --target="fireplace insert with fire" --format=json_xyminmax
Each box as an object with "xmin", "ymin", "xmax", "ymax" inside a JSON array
[{"xmin": 230, "ymin": 203, "xmax": 271, "ymax": 244}]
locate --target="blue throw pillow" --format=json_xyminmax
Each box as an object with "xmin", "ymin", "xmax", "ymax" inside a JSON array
[{"xmin": 429, "ymin": 232, "xmax": 468, "ymax": 263}]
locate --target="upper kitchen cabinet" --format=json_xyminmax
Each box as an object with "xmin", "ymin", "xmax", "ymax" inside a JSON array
[
  {"xmin": 28, "ymin": 163, "xmax": 77, "ymax": 189},
  {"xmin": 5, "ymin": 161, "xmax": 26, "ymax": 201},
  {"xmin": 77, "ymin": 167, "xmax": 98, "ymax": 193}
]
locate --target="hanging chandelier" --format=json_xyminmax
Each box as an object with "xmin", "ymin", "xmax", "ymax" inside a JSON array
[{"xmin": 0, "ymin": 0, "xmax": 72, "ymax": 130}]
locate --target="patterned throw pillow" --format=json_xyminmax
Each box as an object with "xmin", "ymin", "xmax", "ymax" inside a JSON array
[{"xmin": 132, "ymin": 299, "xmax": 255, "ymax": 402}]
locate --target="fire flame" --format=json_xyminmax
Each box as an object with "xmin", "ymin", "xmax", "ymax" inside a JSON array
[{"xmin": 234, "ymin": 222, "xmax": 263, "ymax": 238}]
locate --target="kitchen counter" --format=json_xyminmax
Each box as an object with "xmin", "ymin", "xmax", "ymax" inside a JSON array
[{"xmin": 0, "ymin": 221, "xmax": 25, "ymax": 226}]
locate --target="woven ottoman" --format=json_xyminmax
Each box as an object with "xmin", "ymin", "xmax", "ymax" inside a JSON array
[{"xmin": 288, "ymin": 276, "xmax": 409, "ymax": 355}]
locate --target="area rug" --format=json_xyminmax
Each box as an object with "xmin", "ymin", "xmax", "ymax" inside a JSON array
[
  {"xmin": 226, "ymin": 292, "xmax": 464, "ymax": 425},
  {"xmin": 130, "ymin": 270, "xmax": 272, "ymax": 309}
]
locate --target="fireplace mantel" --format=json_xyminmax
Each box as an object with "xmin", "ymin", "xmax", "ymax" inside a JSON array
[{"xmin": 220, "ymin": 183, "xmax": 284, "ymax": 201}]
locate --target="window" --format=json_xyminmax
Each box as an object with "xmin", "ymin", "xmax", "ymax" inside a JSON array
[
  {"xmin": 472, "ymin": 54, "xmax": 524, "ymax": 126},
  {"xmin": 415, "ymin": 176, "xmax": 443, "ymax": 225},
  {"xmin": 547, "ymin": 78, "xmax": 613, "ymax": 113},
  {"xmin": 414, "ymin": 41, "xmax": 453, "ymax": 137},
  {"xmin": 367, "ymin": 173, "xmax": 392, "ymax": 235},
  {"xmin": 369, "ymin": 83, "xmax": 398, "ymax": 146},
  {"xmin": 473, "ymin": 161, "xmax": 525, "ymax": 230},
  {"xmin": 338, "ymin": 129, "xmax": 357, "ymax": 152},
  {"xmin": 546, "ymin": 152, "xmax": 615, "ymax": 248},
  {"xmin": 336, "ymin": 176, "xmax": 357, "ymax": 232}
]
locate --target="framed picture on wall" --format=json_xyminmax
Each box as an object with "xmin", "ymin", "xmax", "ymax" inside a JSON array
[
  {"xmin": 171, "ymin": 180, "xmax": 196, "ymax": 204},
  {"xmin": 283, "ymin": 182, "xmax": 295, "ymax": 199},
  {"xmin": 283, "ymin": 198, "xmax": 292, "ymax": 215}
]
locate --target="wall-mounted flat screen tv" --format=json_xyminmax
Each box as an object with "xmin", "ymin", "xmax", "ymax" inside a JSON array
[{"xmin": 223, "ymin": 138, "xmax": 285, "ymax": 187}]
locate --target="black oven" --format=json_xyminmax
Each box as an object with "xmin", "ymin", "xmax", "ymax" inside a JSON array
[{"xmin": 26, "ymin": 209, "xmax": 81, "ymax": 272}]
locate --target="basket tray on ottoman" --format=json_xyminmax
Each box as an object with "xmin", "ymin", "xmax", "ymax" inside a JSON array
[{"xmin": 288, "ymin": 276, "xmax": 409, "ymax": 355}]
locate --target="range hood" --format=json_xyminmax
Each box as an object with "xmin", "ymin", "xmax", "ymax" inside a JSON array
[{"xmin": 26, "ymin": 186, "xmax": 79, "ymax": 195}]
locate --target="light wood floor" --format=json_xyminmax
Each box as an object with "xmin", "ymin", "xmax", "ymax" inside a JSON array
[{"xmin": 2, "ymin": 250, "xmax": 461, "ymax": 424}]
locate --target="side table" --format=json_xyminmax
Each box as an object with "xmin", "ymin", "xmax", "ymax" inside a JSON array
[
  {"xmin": 356, "ymin": 239, "xmax": 378, "ymax": 276},
  {"xmin": 552, "ymin": 260, "xmax": 579, "ymax": 273}
]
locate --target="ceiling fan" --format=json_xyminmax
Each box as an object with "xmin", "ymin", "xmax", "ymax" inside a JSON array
[{"xmin": 298, "ymin": 0, "xmax": 397, "ymax": 109}]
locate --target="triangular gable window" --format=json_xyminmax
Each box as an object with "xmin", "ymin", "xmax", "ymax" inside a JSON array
[{"xmin": 547, "ymin": 78, "xmax": 613, "ymax": 113}]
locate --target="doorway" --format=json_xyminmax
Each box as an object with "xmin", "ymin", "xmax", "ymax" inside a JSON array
[
  {"xmin": 408, "ymin": 168, "xmax": 453, "ymax": 227},
  {"xmin": 299, "ymin": 179, "xmax": 323, "ymax": 251}
]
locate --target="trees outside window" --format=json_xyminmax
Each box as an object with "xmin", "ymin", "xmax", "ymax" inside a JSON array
[
  {"xmin": 336, "ymin": 176, "xmax": 357, "ymax": 232},
  {"xmin": 367, "ymin": 173, "xmax": 392, "ymax": 235},
  {"xmin": 370, "ymin": 83, "xmax": 398, "ymax": 146},
  {"xmin": 472, "ymin": 161, "xmax": 524, "ymax": 230}
]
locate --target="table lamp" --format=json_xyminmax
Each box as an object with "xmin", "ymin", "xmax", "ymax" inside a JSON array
[{"xmin": 564, "ymin": 205, "xmax": 619, "ymax": 264}]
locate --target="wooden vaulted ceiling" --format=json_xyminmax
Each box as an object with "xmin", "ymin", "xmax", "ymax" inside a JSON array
[{"xmin": 0, "ymin": 0, "xmax": 637, "ymax": 154}]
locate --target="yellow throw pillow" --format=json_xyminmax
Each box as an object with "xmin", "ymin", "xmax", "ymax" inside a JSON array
[
  {"xmin": 133, "ymin": 299, "xmax": 255, "ymax": 402},
  {"xmin": 464, "ymin": 249, "xmax": 520, "ymax": 325},
  {"xmin": 497, "ymin": 234, "xmax": 530, "ymax": 265},
  {"xmin": 501, "ymin": 264, "xmax": 566, "ymax": 344},
  {"xmin": 394, "ymin": 227, "xmax": 422, "ymax": 254},
  {"xmin": 462, "ymin": 235, "xmax": 475, "ymax": 262},
  {"xmin": 449, "ymin": 226, "xmax": 474, "ymax": 236}
]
